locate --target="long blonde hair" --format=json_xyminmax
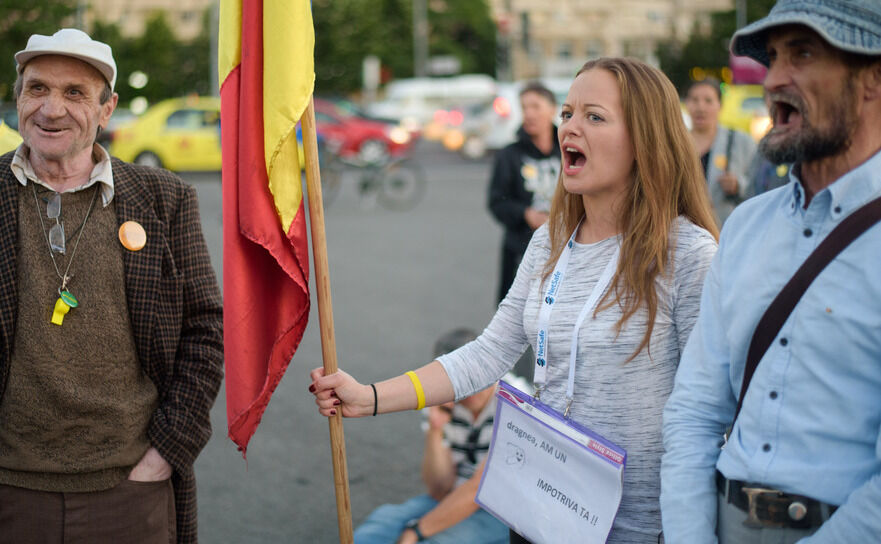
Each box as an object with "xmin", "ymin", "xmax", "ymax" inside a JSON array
[{"xmin": 543, "ymin": 57, "xmax": 718, "ymax": 361}]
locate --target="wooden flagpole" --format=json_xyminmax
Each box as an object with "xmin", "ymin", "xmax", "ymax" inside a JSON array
[{"xmin": 300, "ymin": 97, "xmax": 355, "ymax": 543}]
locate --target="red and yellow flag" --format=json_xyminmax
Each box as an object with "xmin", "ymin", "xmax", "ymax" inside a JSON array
[{"xmin": 219, "ymin": 0, "xmax": 314, "ymax": 454}]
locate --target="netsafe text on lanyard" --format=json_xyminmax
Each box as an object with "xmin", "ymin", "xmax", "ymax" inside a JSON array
[{"xmin": 476, "ymin": 221, "xmax": 627, "ymax": 544}]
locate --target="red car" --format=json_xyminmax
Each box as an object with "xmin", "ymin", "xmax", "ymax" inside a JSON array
[{"xmin": 313, "ymin": 98, "xmax": 414, "ymax": 164}]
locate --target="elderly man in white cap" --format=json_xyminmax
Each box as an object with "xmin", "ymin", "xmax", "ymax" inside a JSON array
[
  {"xmin": 0, "ymin": 29, "xmax": 222, "ymax": 544},
  {"xmin": 661, "ymin": 0, "xmax": 881, "ymax": 542}
]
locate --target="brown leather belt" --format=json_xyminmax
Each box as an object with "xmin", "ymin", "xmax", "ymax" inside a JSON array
[{"xmin": 716, "ymin": 470, "xmax": 837, "ymax": 529}]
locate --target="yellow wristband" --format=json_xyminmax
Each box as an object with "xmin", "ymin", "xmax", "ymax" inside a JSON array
[{"xmin": 406, "ymin": 371, "xmax": 426, "ymax": 411}]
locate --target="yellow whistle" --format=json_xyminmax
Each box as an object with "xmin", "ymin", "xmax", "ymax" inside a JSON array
[
  {"xmin": 51, "ymin": 298, "xmax": 70, "ymax": 325},
  {"xmin": 50, "ymin": 291, "xmax": 78, "ymax": 326}
]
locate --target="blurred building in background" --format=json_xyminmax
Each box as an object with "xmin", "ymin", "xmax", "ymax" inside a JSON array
[
  {"xmin": 489, "ymin": 0, "xmax": 732, "ymax": 80},
  {"xmin": 84, "ymin": 0, "xmax": 213, "ymax": 40}
]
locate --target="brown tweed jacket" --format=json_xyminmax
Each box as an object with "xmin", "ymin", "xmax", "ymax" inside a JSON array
[{"xmin": 0, "ymin": 152, "xmax": 223, "ymax": 543}]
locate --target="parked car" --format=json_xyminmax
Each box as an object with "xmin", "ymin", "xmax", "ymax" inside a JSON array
[
  {"xmin": 319, "ymin": 96, "xmax": 398, "ymax": 124},
  {"xmin": 0, "ymin": 120, "xmax": 22, "ymax": 154},
  {"xmin": 365, "ymin": 74, "xmax": 497, "ymax": 136},
  {"xmin": 110, "ymin": 96, "xmax": 222, "ymax": 170},
  {"xmin": 0, "ymin": 106, "xmax": 18, "ymax": 132},
  {"xmin": 97, "ymin": 107, "xmax": 138, "ymax": 149},
  {"xmin": 111, "ymin": 96, "xmax": 305, "ymax": 172},
  {"xmin": 719, "ymin": 84, "xmax": 772, "ymax": 142},
  {"xmin": 314, "ymin": 97, "xmax": 413, "ymax": 165},
  {"xmin": 446, "ymin": 78, "xmax": 572, "ymax": 159}
]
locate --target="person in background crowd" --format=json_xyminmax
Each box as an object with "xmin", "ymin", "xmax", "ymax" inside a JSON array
[
  {"xmin": 353, "ymin": 328, "xmax": 508, "ymax": 544},
  {"xmin": 662, "ymin": 0, "xmax": 881, "ymax": 541},
  {"xmin": 488, "ymin": 81, "xmax": 561, "ymax": 304},
  {"xmin": 685, "ymin": 78, "xmax": 758, "ymax": 225},
  {"xmin": 751, "ymin": 156, "xmax": 791, "ymax": 195},
  {"xmin": 0, "ymin": 29, "xmax": 223, "ymax": 544},
  {"xmin": 310, "ymin": 57, "xmax": 718, "ymax": 543},
  {"xmin": 751, "ymin": 94, "xmax": 792, "ymax": 196}
]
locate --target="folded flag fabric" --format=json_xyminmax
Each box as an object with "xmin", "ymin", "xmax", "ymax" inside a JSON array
[{"xmin": 219, "ymin": 0, "xmax": 314, "ymax": 454}]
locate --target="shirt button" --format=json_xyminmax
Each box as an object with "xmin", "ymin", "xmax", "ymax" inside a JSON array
[
  {"xmin": 770, "ymin": 391, "xmax": 778, "ymax": 399},
  {"xmin": 780, "ymin": 337, "xmax": 788, "ymax": 346},
  {"xmin": 763, "ymin": 443, "xmax": 771, "ymax": 452},
  {"xmin": 803, "ymin": 228, "xmax": 813, "ymax": 237},
  {"xmin": 834, "ymin": 206, "xmax": 842, "ymax": 214}
]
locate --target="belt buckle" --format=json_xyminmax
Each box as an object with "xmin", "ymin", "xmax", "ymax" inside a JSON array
[{"xmin": 740, "ymin": 486, "xmax": 782, "ymax": 528}]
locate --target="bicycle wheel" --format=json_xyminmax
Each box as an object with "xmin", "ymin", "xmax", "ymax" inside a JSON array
[{"xmin": 377, "ymin": 159, "xmax": 426, "ymax": 211}]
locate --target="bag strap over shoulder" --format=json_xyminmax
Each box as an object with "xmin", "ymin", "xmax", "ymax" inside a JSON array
[
  {"xmin": 723, "ymin": 129, "xmax": 745, "ymax": 204},
  {"xmin": 732, "ymin": 194, "xmax": 881, "ymax": 427},
  {"xmin": 724, "ymin": 128, "xmax": 735, "ymax": 172}
]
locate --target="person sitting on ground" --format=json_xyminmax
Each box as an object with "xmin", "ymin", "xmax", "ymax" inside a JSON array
[{"xmin": 353, "ymin": 328, "xmax": 508, "ymax": 544}]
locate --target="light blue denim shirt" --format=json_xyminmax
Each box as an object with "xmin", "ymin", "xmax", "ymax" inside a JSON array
[{"xmin": 661, "ymin": 149, "xmax": 881, "ymax": 543}]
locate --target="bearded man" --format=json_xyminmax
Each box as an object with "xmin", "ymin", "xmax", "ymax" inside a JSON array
[{"xmin": 661, "ymin": 1, "xmax": 881, "ymax": 542}]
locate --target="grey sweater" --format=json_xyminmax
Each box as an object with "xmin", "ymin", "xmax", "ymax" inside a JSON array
[{"xmin": 439, "ymin": 217, "xmax": 717, "ymax": 542}]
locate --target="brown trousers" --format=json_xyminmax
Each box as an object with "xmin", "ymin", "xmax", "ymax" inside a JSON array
[{"xmin": 0, "ymin": 479, "xmax": 175, "ymax": 544}]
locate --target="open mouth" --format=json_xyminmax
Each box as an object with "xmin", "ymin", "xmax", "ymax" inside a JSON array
[
  {"xmin": 769, "ymin": 94, "xmax": 803, "ymax": 132},
  {"xmin": 563, "ymin": 145, "xmax": 586, "ymax": 173}
]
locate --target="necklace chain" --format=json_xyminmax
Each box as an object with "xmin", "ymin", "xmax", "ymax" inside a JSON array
[{"xmin": 31, "ymin": 182, "xmax": 100, "ymax": 292}]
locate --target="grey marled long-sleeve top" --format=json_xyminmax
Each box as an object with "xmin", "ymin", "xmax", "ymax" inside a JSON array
[{"xmin": 438, "ymin": 217, "xmax": 717, "ymax": 542}]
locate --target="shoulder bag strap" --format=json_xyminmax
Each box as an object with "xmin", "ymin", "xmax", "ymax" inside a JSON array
[
  {"xmin": 723, "ymin": 129, "xmax": 743, "ymax": 203},
  {"xmin": 732, "ymin": 194, "xmax": 881, "ymax": 427},
  {"xmin": 724, "ymin": 128, "xmax": 735, "ymax": 172}
]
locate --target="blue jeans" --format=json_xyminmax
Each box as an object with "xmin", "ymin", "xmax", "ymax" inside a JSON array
[{"xmin": 354, "ymin": 494, "xmax": 509, "ymax": 544}]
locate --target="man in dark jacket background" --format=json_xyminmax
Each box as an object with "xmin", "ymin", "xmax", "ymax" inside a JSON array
[{"xmin": 488, "ymin": 81, "xmax": 561, "ymax": 303}]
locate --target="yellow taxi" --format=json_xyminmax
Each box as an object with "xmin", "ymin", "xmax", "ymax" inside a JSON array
[
  {"xmin": 111, "ymin": 96, "xmax": 306, "ymax": 172},
  {"xmin": 0, "ymin": 120, "xmax": 22, "ymax": 154},
  {"xmin": 719, "ymin": 84, "xmax": 772, "ymax": 142},
  {"xmin": 110, "ymin": 96, "xmax": 223, "ymax": 171}
]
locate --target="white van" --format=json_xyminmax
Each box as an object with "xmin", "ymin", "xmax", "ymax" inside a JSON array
[
  {"xmin": 366, "ymin": 74, "xmax": 496, "ymax": 132},
  {"xmin": 451, "ymin": 78, "xmax": 571, "ymax": 160}
]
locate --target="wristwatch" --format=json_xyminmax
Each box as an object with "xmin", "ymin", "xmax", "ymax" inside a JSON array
[{"xmin": 404, "ymin": 518, "xmax": 426, "ymax": 541}]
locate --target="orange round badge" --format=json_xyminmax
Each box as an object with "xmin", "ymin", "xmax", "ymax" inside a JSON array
[{"xmin": 119, "ymin": 221, "xmax": 147, "ymax": 251}]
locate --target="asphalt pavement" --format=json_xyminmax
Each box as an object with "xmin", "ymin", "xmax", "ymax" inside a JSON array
[{"xmin": 183, "ymin": 141, "xmax": 506, "ymax": 543}]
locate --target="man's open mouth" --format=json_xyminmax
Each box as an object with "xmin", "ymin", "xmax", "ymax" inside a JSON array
[{"xmin": 769, "ymin": 94, "xmax": 804, "ymax": 131}]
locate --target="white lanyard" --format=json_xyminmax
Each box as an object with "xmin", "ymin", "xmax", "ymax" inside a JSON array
[{"xmin": 534, "ymin": 221, "xmax": 620, "ymax": 416}]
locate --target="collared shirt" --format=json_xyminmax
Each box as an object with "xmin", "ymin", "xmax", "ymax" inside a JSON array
[
  {"xmin": 446, "ymin": 395, "xmax": 496, "ymax": 486},
  {"xmin": 661, "ymin": 149, "xmax": 881, "ymax": 542},
  {"xmin": 11, "ymin": 144, "xmax": 115, "ymax": 207}
]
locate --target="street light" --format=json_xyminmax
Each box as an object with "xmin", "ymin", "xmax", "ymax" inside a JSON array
[{"xmin": 128, "ymin": 71, "xmax": 149, "ymax": 90}]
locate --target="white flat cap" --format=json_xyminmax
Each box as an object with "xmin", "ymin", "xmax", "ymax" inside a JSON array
[{"xmin": 15, "ymin": 28, "xmax": 116, "ymax": 91}]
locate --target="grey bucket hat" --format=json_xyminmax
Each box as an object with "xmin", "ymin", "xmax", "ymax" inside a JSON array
[{"xmin": 731, "ymin": 0, "xmax": 881, "ymax": 66}]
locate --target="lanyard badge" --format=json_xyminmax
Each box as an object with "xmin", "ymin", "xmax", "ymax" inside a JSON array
[{"xmin": 533, "ymin": 220, "xmax": 620, "ymax": 416}]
